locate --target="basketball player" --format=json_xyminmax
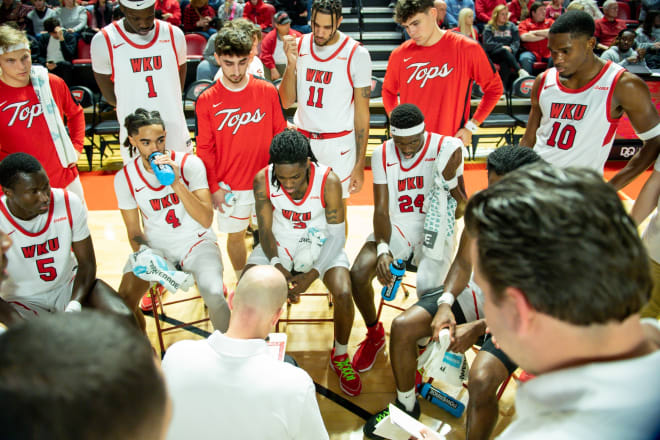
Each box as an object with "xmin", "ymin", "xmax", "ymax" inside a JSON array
[
  {"xmin": 213, "ymin": 19, "xmax": 266, "ymax": 80},
  {"xmin": 196, "ymin": 27, "xmax": 286, "ymax": 282},
  {"xmin": 91, "ymin": 0, "xmax": 191, "ymax": 163},
  {"xmin": 114, "ymin": 109, "xmax": 230, "ymax": 332},
  {"xmin": 279, "ymin": 0, "xmax": 372, "ymax": 197},
  {"xmin": 383, "ymin": 0, "xmax": 503, "ymax": 146},
  {"xmin": 0, "ymin": 25, "xmax": 86, "ymax": 202},
  {"xmin": 245, "ymin": 129, "xmax": 362, "ymax": 397},
  {"xmin": 0, "ymin": 153, "xmax": 133, "ymax": 327},
  {"xmin": 520, "ymin": 10, "xmax": 660, "ymax": 189},
  {"xmin": 350, "ymin": 104, "xmax": 466, "ymax": 380},
  {"xmin": 376, "ymin": 146, "xmax": 542, "ymax": 440}
]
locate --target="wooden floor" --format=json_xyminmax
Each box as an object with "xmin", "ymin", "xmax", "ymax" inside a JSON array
[{"xmin": 89, "ymin": 206, "xmax": 519, "ymax": 440}]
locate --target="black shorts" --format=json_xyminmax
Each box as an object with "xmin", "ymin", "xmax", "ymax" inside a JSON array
[
  {"xmin": 481, "ymin": 334, "xmax": 518, "ymax": 375},
  {"xmin": 414, "ymin": 287, "xmax": 468, "ymax": 325}
]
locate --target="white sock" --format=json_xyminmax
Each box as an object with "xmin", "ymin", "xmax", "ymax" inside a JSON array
[
  {"xmin": 334, "ymin": 341, "xmax": 348, "ymax": 356},
  {"xmin": 396, "ymin": 387, "xmax": 417, "ymax": 412}
]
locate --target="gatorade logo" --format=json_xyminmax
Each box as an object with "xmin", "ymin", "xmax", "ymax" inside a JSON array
[{"xmin": 427, "ymin": 386, "xmax": 458, "ymax": 410}]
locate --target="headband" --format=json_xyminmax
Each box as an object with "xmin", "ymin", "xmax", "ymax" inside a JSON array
[
  {"xmin": 0, "ymin": 43, "xmax": 29, "ymax": 55},
  {"xmin": 390, "ymin": 121, "xmax": 425, "ymax": 137},
  {"xmin": 119, "ymin": 0, "xmax": 156, "ymax": 10}
]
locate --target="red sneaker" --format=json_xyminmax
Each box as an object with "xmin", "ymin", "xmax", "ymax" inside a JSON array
[
  {"xmin": 330, "ymin": 349, "xmax": 362, "ymax": 397},
  {"xmin": 140, "ymin": 285, "xmax": 162, "ymax": 312},
  {"xmin": 351, "ymin": 322, "xmax": 386, "ymax": 372}
]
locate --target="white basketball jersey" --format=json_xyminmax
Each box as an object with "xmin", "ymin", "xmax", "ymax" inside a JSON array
[
  {"xmin": 533, "ymin": 61, "xmax": 625, "ymax": 172},
  {"xmin": 377, "ymin": 132, "xmax": 450, "ymax": 236},
  {"xmin": 101, "ymin": 19, "xmax": 191, "ymax": 155},
  {"xmin": 266, "ymin": 162, "xmax": 331, "ymax": 244},
  {"xmin": 0, "ymin": 189, "xmax": 77, "ymax": 300},
  {"xmin": 120, "ymin": 153, "xmax": 213, "ymax": 246},
  {"xmin": 294, "ymin": 32, "xmax": 361, "ymax": 133}
]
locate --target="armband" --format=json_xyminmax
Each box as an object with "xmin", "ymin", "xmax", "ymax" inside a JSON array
[
  {"xmin": 464, "ymin": 120, "xmax": 479, "ymax": 134},
  {"xmin": 436, "ymin": 292, "xmax": 456, "ymax": 307},
  {"xmin": 376, "ymin": 242, "xmax": 390, "ymax": 257},
  {"xmin": 635, "ymin": 123, "xmax": 660, "ymax": 141},
  {"xmin": 446, "ymin": 176, "xmax": 458, "ymax": 190}
]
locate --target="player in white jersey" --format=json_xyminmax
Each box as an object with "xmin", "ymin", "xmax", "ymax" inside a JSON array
[
  {"xmin": 114, "ymin": 109, "xmax": 230, "ymax": 332},
  {"xmin": 246, "ymin": 129, "xmax": 362, "ymax": 397},
  {"xmin": 0, "ymin": 153, "xmax": 132, "ymax": 326},
  {"xmin": 349, "ymin": 104, "xmax": 467, "ymax": 376},
  {"xmin": 279, "ymin": 0, "xmax": 372, "ymax": 198},
  {"xmin": 520, "ymin": 11, "xmax": 660, "ymax": 190},
  {"xmin": 91, "ymin": 0, "xmax": 191, "ymax": 163}
]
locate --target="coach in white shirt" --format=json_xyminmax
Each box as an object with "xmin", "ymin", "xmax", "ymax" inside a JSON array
[{"xmin": 162, "ymin": 265, "xmax": 329, "ymax": 440}]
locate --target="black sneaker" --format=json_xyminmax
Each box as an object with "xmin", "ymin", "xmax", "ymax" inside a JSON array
[{"xmin": 363, "ymin": 399, "xmax": 420, "ymax": 439}]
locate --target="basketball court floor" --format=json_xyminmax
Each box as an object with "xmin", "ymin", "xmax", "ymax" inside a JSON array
[{"xmin": 82, "ymin": 147, "xmax": 648, "ymax": 439}]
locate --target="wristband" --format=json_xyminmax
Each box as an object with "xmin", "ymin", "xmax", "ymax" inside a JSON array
[
  {"xmin": 464, "ymin": 120, "xmax": 479, "ymax": 134},
  {"xmin": 270, "ymin": 256, "xmax": 281, "ymax": 266},
  {"xmin": 436, "ymin": 292, "xmax": 455, "ymax": 307},
  {"xmin": 635, "ymin": 123, "xmax": 660, "ymax": 141},
  {"xmin": 65, "ymin": 300, "xmax": 82, "ymax": 313},
  {"xmin": 445, "ymin": 176, "xmax": 458, "ymax": 190},
  {"xmin": 376, "ymin": 242, "xmax": 390, "ymax": 257}
]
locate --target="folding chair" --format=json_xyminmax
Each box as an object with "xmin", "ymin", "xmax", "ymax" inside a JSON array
[
  {"xmin": 183, "ymin": 79, "xmax": 213, "ymax": 139},
  {"xmin": 69, "ymin": 85, "xmax": 97, "ymax": 170}
]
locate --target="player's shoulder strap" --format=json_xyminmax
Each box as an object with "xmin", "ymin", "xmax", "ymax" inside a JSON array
[
  {"xmin": 171, "ymin": 151, "xmax": 191, "ymax": 187},
  {"xmin": 62, "ymin": 189, "xmax": 73, "ymax": 230},
  {"xmin": 346, "ymin": 37, "xmax": 361, "ymax": 88},
  {"xmin": 381, "ymin": 139, "xmax": 389, "ymax": 178},
  {"xmin": 318, "ymin": 163, "xmax": 332, "ymax": 208},
  {"xmin": 100, "ymin": 26, "xmax": 116, "ymax": 82}
]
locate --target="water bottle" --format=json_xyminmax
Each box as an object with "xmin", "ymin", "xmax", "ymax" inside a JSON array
[
  {"xmin": 419, "ymin": 382, "xmax": 465, "ymax": 417},
  {"xmin": 218, "ymin": 182, "xmax": 237, "ymax": 217},
  {"xmin": 381, "ymin": 259, "xmax": 405, "ymax": 301},
  {"xmin": 148, "ymin": 152, "xmax": 175, "ymax": 186}
]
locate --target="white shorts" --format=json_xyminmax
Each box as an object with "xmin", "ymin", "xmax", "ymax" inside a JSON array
[
  {"xmin": 367, "ymin": 221, "xmax": 424, "ymax": 265},
  {"xmin": 123, "ymin": 237, "xmax": 222, "ymax": 276},
  {"xmin": 7, "ymin": 269, "xmax": 76, "ymax": 319},
  {"xmin": 216, "ymin": 190, "xmax": 257, "ymax": 234},
  {"xmin": 309, "ymin": 132, "xmax": 355, "ymax": 198},
  {"xmin": 246, "ymin": 243, "xmax": 350, "ymax": 278}
]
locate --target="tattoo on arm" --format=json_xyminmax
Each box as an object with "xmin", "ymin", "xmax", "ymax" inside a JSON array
[
  {"xmin": 360, "ymin": 86, "xmax": 371, "ymax": 98},
  {"xmin": 326, "ymin": 208, "xmax": 339, "ymax": 224},
  {"xmin": 132, "ymin": 235, "xmax": 148, "ymax": 247}
]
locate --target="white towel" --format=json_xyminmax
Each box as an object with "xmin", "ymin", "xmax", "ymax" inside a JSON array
[
  {"xmin": 30, "ymin": 65, "xmax": 78, "ymax": 168},
  {"xmin": 130, "ymin": 246, "xmax": 194, "ymax": 293}
]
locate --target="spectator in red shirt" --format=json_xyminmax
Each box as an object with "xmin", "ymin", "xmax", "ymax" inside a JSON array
[
  {"xmin": 545, "ymin": 0, "xmax": 564, "ymax": 20},
  {"xmin": 475, "ymin": 0, "xmax": 505, "ymax": 28},
  {"xmin": 508, "ymin": 0, "xmax": 533, "ymax": 24},
  {"xmin": 155, "ymin": 0, "xmax": 181, "ymax": 26},
  {"xmin": 259, "ymin": 11, "xmax": 301, "ymax": 81},
  {"xmin": 244, "ymin": 0, "xmax": 275, "ymax": 31},
  {"xmin": 183, "ymin": 0, "xmax": 217, "ymax": 39},
  {"xmin": 519, "ymin": 2, "xmax": 554, "ymax": 73},
  {"xmin": 595, "ymin": 0, "xmax": 627, "ymax": 50},
  {"xmin": 451, "ymin": 6, "xmax": 479, "ymax": 40}
]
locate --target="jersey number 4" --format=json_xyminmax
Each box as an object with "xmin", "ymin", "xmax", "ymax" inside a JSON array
[
  {"xmin": 306, "ymin": 86, "xmax": 324, "ymax": 108},
  {"xmin": 165, "ymin": 209, "xmax": 182, "ymax": 228},
  {"xmin": 37, "ymin": 257, "xmax": 57, "ymax": 282},
  {"xmin": 547, "ymin": 122, "xmax": 576, "ymax": 150},
  {"xmin": 399, "ymin": 194, "xmax": 425, "ymax": 214}
]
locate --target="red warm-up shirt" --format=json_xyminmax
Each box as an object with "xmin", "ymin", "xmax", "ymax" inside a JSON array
[
  {"xmin": 0, "ymin": 74, "xmax": 84, "ymax": 189},
  {"xmin": 382, "ymin": 31, "xmax": 503, "ymax": 137},
  {"xmin": 195, "ymin": 75, "xmax": 287, "ymax": 193}
]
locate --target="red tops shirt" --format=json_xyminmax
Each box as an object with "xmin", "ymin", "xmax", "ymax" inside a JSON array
[
  {"xmin": 595, "ymin": 18, "xmax": 627, "ymax": 47},
  {"xmin": 382, "ymin": 31, "xmax": 503, "ymax": 136},
  {"xmin": 518, "ymin": 17, "xmax": 554, "ymax": 59},
  {"xmin": 0, "ymin": 74, "xmax": 84, "ymax": 189},
  {"xmin": 196, "ymin": 75, "xmax": 287, "ymax": 193}
]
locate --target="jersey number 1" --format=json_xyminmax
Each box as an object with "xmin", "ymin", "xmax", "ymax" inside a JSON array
[
  {"xmin": 306, "ymin": 86, "xmax": 324, "ymax": 108},
  {"xmin": 146, "ymin": 75, "xmax": 158, "ymax": 98}
]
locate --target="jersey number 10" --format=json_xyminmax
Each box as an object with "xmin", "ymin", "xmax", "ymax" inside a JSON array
[{"xmin": 547, "ymin": 121, "xmax": 576, "ymax": 150}]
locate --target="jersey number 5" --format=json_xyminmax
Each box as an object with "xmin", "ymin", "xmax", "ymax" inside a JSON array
[
  {"xmin": 146, "ymin": 76, "xmax": 158, "ymax": 98},
  {"xmin": 306, "ymin": 86, "xmax": 324, "ymax": 108},
  {"xmin": 547, "ymin": 121, "xmax": 576, "ymax": 150},
  {"xmin": 37, "ymin": 257, "xmax": 57, "ymax": 282}
]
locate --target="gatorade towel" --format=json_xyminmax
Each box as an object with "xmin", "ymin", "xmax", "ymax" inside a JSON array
[
  {"xmin": 417, "ymin": 329, "xmax": 469, "ymax": 387},
  {"xmin": 130, "ymin": 246, "xmax": 194, "ymax": 293},
  {"xmin": 422, "ymin": 138, "xmax": 463, "ymax": 261}
]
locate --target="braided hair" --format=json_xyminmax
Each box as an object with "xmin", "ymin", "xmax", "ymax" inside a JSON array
[
  {"xmin": 269, "ymin": 129, "xmax": 318, "ymax": 189},
  {"xmin": 123, "ymin": 109, "xmax": 165, "ymax": 157}
]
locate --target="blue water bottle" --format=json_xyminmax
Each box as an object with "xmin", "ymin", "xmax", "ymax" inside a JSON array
[
  {"xmin": 381, "ymin": 259, "xmax": 405, "ymax": 301},
  {"xmin": 419, "ymin": 383, "xmax": 465, "ymax": 417},
  {"xmin": 148, "ymin": 152, "xmax": 175, "ymax": 186}
]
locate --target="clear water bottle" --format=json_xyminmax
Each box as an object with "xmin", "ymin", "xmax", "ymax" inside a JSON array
[
  {"xmin": 381, "ymin": 259, "xmax": 405, "ymax": 301},
  {"xmin": 148, "ymin": 152, "xmax": 175, "ymax": 186}
]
